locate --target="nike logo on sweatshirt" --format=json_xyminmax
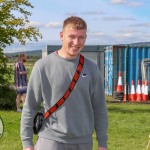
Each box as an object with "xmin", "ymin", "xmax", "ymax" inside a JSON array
[{"xmin": 82, "ymin": 73, "xmax": 88, "ymax": 77}]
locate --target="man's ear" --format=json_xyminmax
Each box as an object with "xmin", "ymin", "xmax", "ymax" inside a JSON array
[{"xmin": 60, "ymin": 31, "xmax": 63, "ymax": 41}]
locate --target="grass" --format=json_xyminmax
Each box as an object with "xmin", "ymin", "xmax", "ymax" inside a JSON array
[
  {"xmin": 0, "ymin": 103, "xmax": 150, "ymax": 150},
  {"xmin": 107, "ymin": 103, "xmax": 150, "ymax": 150},
  {"xmin": 0, "ymin": 110, "xmax": 37, "ymax": 150}
]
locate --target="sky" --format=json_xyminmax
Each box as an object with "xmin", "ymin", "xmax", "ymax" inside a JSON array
[{"xmin": 4, "ymin": 0, "xmax": 150, "ymax": 51}]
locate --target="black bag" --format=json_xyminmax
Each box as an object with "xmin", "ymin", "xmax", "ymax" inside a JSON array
[{"xmin": 33, "ymin": 112, "xmax": 44, "ymax": 134}]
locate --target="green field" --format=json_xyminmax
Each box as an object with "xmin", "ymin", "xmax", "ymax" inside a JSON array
[
  {"xmin": 2, "ymin": 60, "xmax": 150, "ymax": 149},
  {"xmin": 0, "ymin": 103, "xmax": 150, "ymax": 150}
]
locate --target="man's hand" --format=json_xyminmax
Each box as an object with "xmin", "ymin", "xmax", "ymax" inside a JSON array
[
  {"xmin": 23, "ymin": 147, "xmax": 34, "ymax": 150},
  {"xmin": 20, "ymin": 71, "xmax": 27, "ymax": 75},
  {"xmin": 98, "ymin": 147, "xmax": 107, "ymax": 150}
]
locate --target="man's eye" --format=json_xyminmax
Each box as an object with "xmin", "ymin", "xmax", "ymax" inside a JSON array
[
  {"xmin": 69, "ymin": 36, "xmax": 74, "ymax": 39},
  {"xmin": 80, "ymin": 36, "xmax": 85, "ymax": 39}
]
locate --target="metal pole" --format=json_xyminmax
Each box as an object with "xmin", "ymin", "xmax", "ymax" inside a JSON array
[{"xmin": 125, "ymin": 45, "xmax": 129, "ymax": 102}]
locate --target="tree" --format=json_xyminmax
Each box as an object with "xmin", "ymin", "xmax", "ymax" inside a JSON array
[{"xmin": 0, "ymin": 0, "xmax": 42, "ymax": 86}]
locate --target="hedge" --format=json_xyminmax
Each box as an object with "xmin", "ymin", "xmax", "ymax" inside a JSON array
[{"xmin": 0, "ymin": 86, "xmax": 16, "ymax": 110}]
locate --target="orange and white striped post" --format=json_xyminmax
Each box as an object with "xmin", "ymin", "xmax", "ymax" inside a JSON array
[
  {"xmin": 130, "ymin": 80, "xmax": 136, "ymax": 102},
  {"xmin": 141, "ymin": 80, "xmax": 145, "ymax": 100},
  {"xmin": 143, "ymin": 80, "xmax": 148, "ymax": 101},
  {"xmin": 116, "ymin": 71, "xmax": 123, "ymax": 92},
  {"xmin": 136, "ymin": 80, "xmax": 142, "ymax": 102},
  {"xmin": 123, "ymin": 84, "xmax": 130, "ymax": 102}
]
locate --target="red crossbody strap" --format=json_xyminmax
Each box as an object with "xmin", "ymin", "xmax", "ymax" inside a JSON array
[{"xmin": 44, "ymin": 54, "xmax": 84, "ymax": 119}]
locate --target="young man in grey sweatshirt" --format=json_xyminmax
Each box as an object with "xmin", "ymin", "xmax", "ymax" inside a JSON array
[{"xmin": 21, "ymin": 16, "xmax": 108, "ymax": 150}]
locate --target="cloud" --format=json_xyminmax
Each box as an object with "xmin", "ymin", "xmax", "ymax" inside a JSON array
[
  {"xmin": 129, "ymin": 22, "xmax": 150, "ymax": 27},
  {"xmin": 111, "ymin": 0, "xmax": 126, "ymax": 4},
  {"xmin": 115, "ymin": 33, "xmax": 133, "ymax": 38},
  {"xmin": 140, "ymin": 32, "xmax": 150, "ymax": 41},
  {"xmin": 88, "ymin": 31, "xmax": 106, "ymax": 38},
  {"xmin": 65, "ymin": 12, "xmax": 78, "ymax": 16},
  {"xmin": 113, "ymin": 32, "xmax": 150, "ymax": 44},
  {"xmin": 27, "ymin": 21, "xmax": 62, "ymax": 29},
  {"xmin": 110, "ymin": 0, "xmax": 143, "ymax": 7},
  {"xmin": 127, "ymin": 1, "xmax": 143, "ymax": 7},
  {"xmin": 45, "ymin": 22, "xmax": 62, "ymax": 28},
  {"xmin": 27, "ymin": 21, "xmax": 43, "ymax": 28},
  {"xmin": 112, "ymin": 33, "xmax": 139, "ymax": 44},
  {"xmin": 81, "ymin": 11, "xmax": 104, "ymax": 15},
  {"xmin": 118, "ymin": 28, "xmax": 139, "ymax": 33},
  {"xmin": 103, "ymin": 16, "xmax": 136, "ymax": 21},
  {"xmin": 142, "ymin": 32, "xmax": 150, "ymax": 37}
]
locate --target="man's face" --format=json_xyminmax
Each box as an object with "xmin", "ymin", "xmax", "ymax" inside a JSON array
[
  {"xmin": 60, "ymin": 25, "xmax": 87, "ymax": 58},
  {"xmin": 22, "ymin": 55, "xmax": 27, "ymax": 62}
]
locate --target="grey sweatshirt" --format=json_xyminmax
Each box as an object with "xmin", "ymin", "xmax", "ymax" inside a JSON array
[{"xmin": 21, "ymin": 52, "xmax": 108, "ymax": 149}]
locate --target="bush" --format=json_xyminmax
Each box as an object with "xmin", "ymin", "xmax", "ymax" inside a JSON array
[
  {"xmin": 0, "ymin": 49, "xmax": 13, "ymax": 87},
  {"xmin": 0, "ymin": 86, "xmax": 16, "ymax": 110}
]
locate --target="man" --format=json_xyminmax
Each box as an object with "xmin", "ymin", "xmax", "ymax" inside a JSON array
[
  {"xmin": 14, "ymin": 53, "xmax": 27, "ymax": 112},
  {"xmin": 21, "ymin": 16, "xmax": 108, "ymax": 150}
]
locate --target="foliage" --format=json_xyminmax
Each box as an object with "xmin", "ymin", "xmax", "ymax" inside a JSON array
[
  {"xmin": 0, "ymin": 49, "xmax": 13, "ymax": 86},
  {"xmin": 0, "ymin": 0, "xmax": 42, "ymax": 92},
  {"xmin": 0, "ymin": 86, "xmax": 16, "ymax": 110},
  {"xmin": 0, "ymin": 0, "xmax": 42, "ymax": 47}
]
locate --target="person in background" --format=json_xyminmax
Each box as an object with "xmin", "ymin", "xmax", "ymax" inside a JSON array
[
  {"xmin": 21, "ymin": 16, "xmax": 108, "ymax": 150},
  {"xmin": 14, "ymin": 53, "xmax": 28, "ymax": 112}
]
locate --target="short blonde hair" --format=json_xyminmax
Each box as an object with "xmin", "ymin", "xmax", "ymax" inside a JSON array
[{"xmin": 63, "ymin": 16, "xmax": 87, "ymax": 31}]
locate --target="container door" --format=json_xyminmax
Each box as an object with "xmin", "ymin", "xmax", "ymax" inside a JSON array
[
  {"xmin": 141, "ymin": 59, "xmax": 150, "ymax": 94},
  {"xmin": 104, "ymin": 50, "xmax": 113, "ymax": 95}
]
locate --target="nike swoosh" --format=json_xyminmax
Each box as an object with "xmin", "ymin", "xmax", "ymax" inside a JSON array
[{"xmin": 82, "ymin": 74, "xmax": 88, "ymax": 77}]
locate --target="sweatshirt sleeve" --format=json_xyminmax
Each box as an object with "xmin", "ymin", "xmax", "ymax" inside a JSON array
[
  {"xmin": 20, "ymin": 62, "xmax": 42, "ymax": 149},
  {"xmin": 91, "ymin": 69, "xmax": 108, "ymax": 148}
]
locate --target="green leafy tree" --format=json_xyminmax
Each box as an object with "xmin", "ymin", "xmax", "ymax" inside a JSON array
[
  {"xmin": 0, "ymin": 50, "xmax": 12, "ymax": 86},
  {"xmin": 0, "ymin": 0, "xmax": 42, "ymax": 86}
]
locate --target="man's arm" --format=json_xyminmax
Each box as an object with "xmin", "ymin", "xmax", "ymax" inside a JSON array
[
  {"xmin": 21, "ymin": 63, "xmax": 42, "ymax": 149},
  {"xmin": 92, "ymin": 69, "xmax": 108, "ymax": 149}
]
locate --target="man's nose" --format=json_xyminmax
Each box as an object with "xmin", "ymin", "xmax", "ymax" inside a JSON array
[{"xmin": 73, "ymin": 38, "xmax": 80, "ymax": 44}]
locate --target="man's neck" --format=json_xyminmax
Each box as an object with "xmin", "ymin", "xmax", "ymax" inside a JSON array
[{"xmin": 57, "ymin": 49, "xmax": 79, "ymax": 60}]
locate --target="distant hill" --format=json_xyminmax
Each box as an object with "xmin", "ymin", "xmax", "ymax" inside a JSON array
[{"xmin": 4, "ymin": 50, "xmax": 42, "ymax": 57}]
